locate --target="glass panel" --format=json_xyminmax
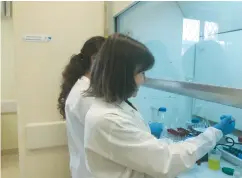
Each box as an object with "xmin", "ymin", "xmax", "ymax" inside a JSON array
[{"xmin": 116, "ymin": 1, "xmax": 242, "ymax": 131}]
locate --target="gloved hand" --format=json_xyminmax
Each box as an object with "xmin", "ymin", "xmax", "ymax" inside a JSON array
[
  {"xmin": 149, "ymin": 122, "xmax": 163, "ymax": 139},
  {"xmin": 213, "ymin": 115, "xmax": 235, "ymax": 135}
]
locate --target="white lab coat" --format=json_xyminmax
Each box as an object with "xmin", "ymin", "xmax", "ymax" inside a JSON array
[
  {"xmin": 84, "ymin": 98, "xmax": 223, "ymax": 178},
  {"xmin": 65, "ymin": 76, "xmax": 93, "ymax": 178}
]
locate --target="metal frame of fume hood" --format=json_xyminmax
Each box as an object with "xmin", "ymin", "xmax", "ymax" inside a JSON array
[
  {"xmin": 114, "ymin": 2, "xmax": 242, "ymax": 109},
  {"xmin": 143, "ymin": 78, "xmax": 242, "ymax": 109},
  {"xmin": 113, "ymin": 1, "xmax": 141, "ymax": 33}
]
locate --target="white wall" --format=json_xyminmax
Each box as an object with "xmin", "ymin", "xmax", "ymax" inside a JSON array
[
  {"xmin": 12, "ymin": 2, "xmax": 104, "ymax": 178},
  {"xmin": 1, "ymin": 15, "xmax": 18, "ymax": 151},
  {"xmin": 1, "ymin": 19, "xmax": 16, "ymax": 100},
  {"xmin": 0, "ymin": 1, "xmax": 2, "ymax": 163}
]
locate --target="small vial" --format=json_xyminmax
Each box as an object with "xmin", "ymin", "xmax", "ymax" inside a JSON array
[{"xmin": 233, "ymin": 165, "xmax": 242, "ymax": 178}]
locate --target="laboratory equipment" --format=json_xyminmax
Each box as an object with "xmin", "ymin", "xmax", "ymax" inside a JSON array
[
  {"xmin": 239, "ymin": 137, "xmax": 242, "ymax": 150},
  {"xmin": 158, "ymin": 107, "xmax": 167, "ymax": 121},
  {"xmin": 117, "ymin": 0, "xmax": 242, "ymax": 131},
  {"xmin": 167, "ymin": 128, "xmax": 181, "ymax": 141},
  {"xmin": 162, "ymin": 127, "xmax": 191, "ymax": 142},
  {"xmin": 149, "ymin": 107, "xmax": 166, "ymax": 138},
  {"xmin": 223, "ymin": 147, "xmax": 242, "ymax": 159},
  {"xmin": 203, "ymin": 118, "xmax": 210, "ymax": 128},
  {"xmin": 177, "ymin": 127, "xmax": 190, "ymax": 135},
  {"xmin": 158, "ymin": 107, "xmax": 173, "ymax": 139},
  {"xmin": 170, "ymin": 107, "xmax": 181, "ymax": 129},
  {"xmin": 222, "ymin": 167, "xmax": 234, "ymax": 176},
  {"xmin": 191, "ymin": 117, "xmax": 200, "ymax": 128},
  {"xmin": 160, "ymin": 106, "xmax": 189, "ymax": 141},
  {"xmin": 150, "ymin": 107, "xmax": 166, "ymax": 123},
  {"xmin": 186, "ymin": 121, "xmax": 194, "ymax": 130},
  {"xmin": 208, "ymin": 149, "xmax": 222, "ymax": 171},
  {"xmin": 233, "ymin": 165, "xmax": 242, "ymax": 178},
  {"xmin": 216, "ymin": 136, "xmax": 242, "ymax": 166},
  {"xmin": 190, "ymin": 116, "xmax": 208, "ymax": 134},
  {"xmin": 190, "ymin": 117, "xmax": 207, "ymax": 135},
  {"xmin": 221, "ymin": 147, "xmax": 242, "ymax": 166},
  {"xmin": 143, "ymin": 78, "xmax": 242, "ymax": 109},
  {"xmin": 239, "ymin": 136, "xmax": 242, "ymax": 143}
]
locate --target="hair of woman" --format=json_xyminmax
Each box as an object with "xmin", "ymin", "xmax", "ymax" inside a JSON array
[
  {"xmin": 58, "ymin": 36, "xmax": 105, "ymax": 118},
  {"xmin": 87, "ymin": 33, "xmax": 155, "ymax": 102}
]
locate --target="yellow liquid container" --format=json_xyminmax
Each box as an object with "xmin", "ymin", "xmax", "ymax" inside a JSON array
[
  {"xmin": 208, "ymin": 158, "xmax": 220, "ymax": 170},
  {"xmin": 208, "ymin": 149, "xmax": 221, "ymax": 171}
]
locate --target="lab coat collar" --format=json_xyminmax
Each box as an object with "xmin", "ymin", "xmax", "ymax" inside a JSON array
[
  {"xmin": 94, "ymin": 98, "xmax": 136, "ymax": 114},
  {"xmin": 80, "ymin": 76, "xmax": 90, "ymax": 85},
  {"xmin": 95, "ymin": 98, "xmax": 149, "ymax": 130},
  {"xmin": 118, "ymin": 100, "xmax": 150, "ymax": 131},
  {"xmin": 118, "ymin": 100, "xmax": 137, "ymax": 113}
]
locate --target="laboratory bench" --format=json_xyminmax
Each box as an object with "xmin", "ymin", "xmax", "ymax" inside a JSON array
[{"xmin": 179, "ymin": 159, "xmax": 237, "ymax": 178}]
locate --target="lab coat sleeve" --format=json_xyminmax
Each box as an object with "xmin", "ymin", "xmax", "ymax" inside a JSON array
[{"xmin": 87, "ymin": 113, "xmax": 223, "ymax": 178}]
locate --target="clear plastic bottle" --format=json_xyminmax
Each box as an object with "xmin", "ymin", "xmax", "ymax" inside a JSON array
[
  {"xmin": 149, "ymin": 107, "xmax": 166, "ymax": 139},
  {"xmin": 171, "ymin": 107, "xmax": 179, "ymax": 129},
  {"xmin": 158, "ymin": 107, "xmax": 167, "ymax": 122},
  {"xmin": 158, "ymin": 107, "xmax": 169, "ymax": 139}
]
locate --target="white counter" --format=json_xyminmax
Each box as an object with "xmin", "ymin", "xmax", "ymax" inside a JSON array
[{"xmin": 178, "ymin": 159, "xmax": 236, "ymax": 178}]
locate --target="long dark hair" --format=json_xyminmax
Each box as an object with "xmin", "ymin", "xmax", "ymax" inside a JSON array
[
  {"xmin": 58, "ymin": 36, "xmax": 105, "ymax": 118},
  {"xmin": 87, "ymin": 33, "xmax": 154, "ymax": 102}
]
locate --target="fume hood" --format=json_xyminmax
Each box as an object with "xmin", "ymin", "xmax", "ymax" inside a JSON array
[{"xmin": 115, "ymin": 1, "xmax": 242, "ymax": 130}]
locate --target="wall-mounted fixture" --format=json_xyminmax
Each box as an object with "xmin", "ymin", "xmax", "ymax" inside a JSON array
[
  {"xmin": 1, "ymin": 1, "xmax": 12, "ymax": 18},
  {"xmin": 1, "ymin": 100, "xmax": 17, "ymax": 114}
]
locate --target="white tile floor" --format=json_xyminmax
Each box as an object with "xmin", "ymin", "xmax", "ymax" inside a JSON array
[{"xmin": 1, "ymin": 154, "xmax": 20, "ymax": 178}]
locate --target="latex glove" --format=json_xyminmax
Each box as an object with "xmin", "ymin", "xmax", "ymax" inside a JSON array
[
  {"xmin": 149, "ymin": 122, "xmax": 163, "ymax": 139},
  {"xmin": 213, "ymin": 116, "xmax": 235, "ymax": 135}
]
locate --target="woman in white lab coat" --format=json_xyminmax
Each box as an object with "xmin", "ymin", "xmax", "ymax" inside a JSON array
[
  {"xmin": 84, "ymin": 33, "xmax": 235, "ymax": 178},
  {"xmin": 57, "ymin": 36, "xmax": 105, "ymax": 178}
]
